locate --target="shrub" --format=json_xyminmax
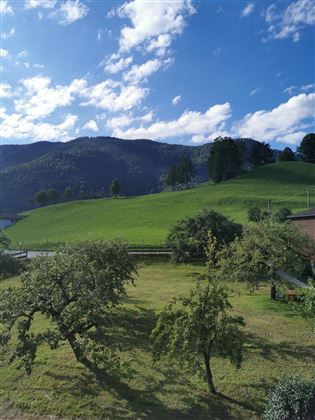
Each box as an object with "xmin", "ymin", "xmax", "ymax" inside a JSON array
[{"xmin": 264, "ymin": 376, "xmax": 315, "ymax": 420}]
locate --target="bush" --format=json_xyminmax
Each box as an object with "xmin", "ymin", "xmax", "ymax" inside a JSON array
[
  {"xmin": 0, "ymin": 252, "xmax": 23, "ymax": 278},
  {"xmin": 264, "ymin": 376, "xmax": 315, "ymax": 420},
  {"xmin": 247, "ymin": 206, "xmax": 269, "ymax": 222},
  {"xmin": 166, "ymin": 209, "xmax": 242, "ymax": 263}
]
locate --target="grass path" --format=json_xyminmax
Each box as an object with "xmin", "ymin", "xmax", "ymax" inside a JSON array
[{"xmin": 0, "ymin": 261, "xmax": 314, "ymax": 419}]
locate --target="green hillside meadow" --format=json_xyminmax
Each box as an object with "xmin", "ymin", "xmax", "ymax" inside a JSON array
[{"xmin": 6, "ymin": 162, "xmax": 315, "ymax": 249}]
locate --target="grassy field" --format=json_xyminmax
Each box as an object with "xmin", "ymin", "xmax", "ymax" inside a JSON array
[
  {"xmin": 0, "ymin": 261, "xmax": 314, "ymax": 419},
  {"xmin": 6, "ymin": 162, "xmax": 315, "ymax": 249}
]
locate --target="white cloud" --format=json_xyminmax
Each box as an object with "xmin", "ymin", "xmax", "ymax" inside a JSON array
[
  {"xmin": 25, "ymin": 0, "xmax": 57, "ymax": 9},
  {"xmin": 17, "ymin": 50, "xmax": 28, "ymax": 58},
  {"xmin": 116, "ymin": 0, "xmax": 195, "ymax": 54},
  {"xmin": 0, "ymin": 83, "xmax": 12, "ymax": 98},
  {"xmin": 235, "ymin": 93, "xmax": 315, "ymax": 143},
  {"xmin": 1, "ymin": 28, "xmax": 15, "ymax": 39},
  {"xmin": 0, "ymin": 0, "xmax": 13, "ymax": 14},
  {"xmin": 34, "ymin": 63, "xmax": 45, "ymax": 69},
  {"xmin": 123, "ymin": 58, "xmax": 168, "ymax": 84},
  {"xmin": 0, "ymin": 110, "xmax": 78, "ymax": 142},
  {"xmin": 83, "ymin": 120, "xmax": 98, "ymax": 132},
  {"xmin": 112, "ymin": 103, "xmax": 231, "ymax": 140},
  {"xmin": 0, "ymin": 48, "xmax": 11, "ymax": 59},
  {"xmin": 51, "ymin": 0, "xmax": 89, "ymax": 25},
  {"xmin": 249, "ymin": 87, "xmax": 261, "ymax": 96},
  {"xmin": 14, "ymin": 76, "xmax": 86, "ymax": 120},
  {"xmin": 172, "ymin": 95, "xmax": 181, "ymax": 106},
  {"xmin": 283, "ymin": 85, "xmax": 297, "ymax": 95},
  {"xmin": 241, "ymin": 3, "xmax": 255, "ymax": 17},
  {"xmin": 301, "ymin": 83, "xmax": 315, "ymax": 92},
  {"xmin": 264, "ymin": 0, "xmax": 315, "ymax": 42},
  {"xmin": 107, "ymin": 115, "xmax": 133, "ymax": 129},
  {"xmin": 104, "ymin": 53, "xmax": 133, "ymax": 74},
  {"xmin": 80, "ymin": 80, "xmax": 148, "ymax": 112}
]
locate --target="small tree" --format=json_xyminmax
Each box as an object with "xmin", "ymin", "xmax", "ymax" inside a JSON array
[
  {"xmin": 273, "ymin": 206, "xmax": 292, "ymax": 223},
  {"xmin": 165, "ymin": 165, "xmax": 178, "ymax": 190},
  {"xmin": 0, "ymin": 239, "xmax": 137, "ymax": 374},
  {"xmin": 35, "ymin": 190, "xmax": 48, "ymax": 207},
  {"xmin": 222, "ymin": 220, "xmax": 315, "ymax": 299},
  {"xmin": 167, "ymin": 209, "xmax": 242, "ymax": 263},
  {"xmin": 279, "ymin": 147, "xmax": 296, "ymax": 162},
  {"xmin": 47, "ymin": 188, "xmax": 60, "ymax": 203},
  {"xmin": 247, "ymin": 206, "xmax": 269, "ymax": 222},
  {"xmin": 249, "ymin": 142, "xmax": 274, "ymax": 167},
  {"xmin": 151, "ymin": 281, "xmax": 245, "ymax": 394},
  {"xmin": 298, "ymin": 133, "xmax": 315, "ymax": 163},
  {"xmin": 110, "ymin": 178, "xmax": 120, "ymax": 198},
  {"xmin": 64, "ymin": 187, "xmax": 73, "ymax": 201},
  {"xmin": 0, "ymin": 230, "xmax": 20, "ymax": 277},
  {"xmin": 177, "ymin": 156, "xmax": 194, "ymax": 188},
  {"xmin": 263, "ymin": 376, "xmax": 315, "ymax": 420},
  {"xmin": 208, "ymin": 138, "xmax": 241, "ymax": 183}
]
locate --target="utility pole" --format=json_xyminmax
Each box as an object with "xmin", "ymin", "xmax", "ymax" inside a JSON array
[{"xmin": 305, "ymin": 189, "xmax": 315, "ymax": 209}]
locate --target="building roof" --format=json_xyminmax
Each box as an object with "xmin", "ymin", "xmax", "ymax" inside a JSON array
[
  {"xmin": 287, "ymin": 208, "xmax": 315, "ymax": 220},
  {"xmin": 0, "ymin": 212, "xmax": 24, "ymax": 220}
]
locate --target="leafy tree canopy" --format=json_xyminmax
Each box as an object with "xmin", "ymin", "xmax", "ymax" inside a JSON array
[
  {"xmin": 47, "ymin": 188, "xmax": 60, "ymax": 203},
  {"xmin": 208, "ymin": 137, "xmax": 241, "ymax": 183},
  {"xmin": 151, "ymin": 280, "xmax": 245, "ymax": 394},
  {"xmin": 219, "ymin": 220, "xmax": 315, "ymax": 298},
  {"xmin": 35, "ymin": 190, "xmax": 48, "ymax": 207},
  {"xmin": 279, "ymin": 147, "xmax": 296, "ymax": 162},
  {"xmin": 263, "ymin": 376, "xmax": 315, "ymax": 420},
  {"xmin": 166, "ymin": 209, "xmax": 242, "ymax": 263},
  {"xmin": 298, "ymin": 133, "xmax": 315, "ymax": 163},
  {"xmin": 0, "ymin": 239, "xmax": 137, "ymax": 374}
]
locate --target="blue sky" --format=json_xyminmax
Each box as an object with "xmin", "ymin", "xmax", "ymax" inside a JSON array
[{"xmin": 0, "ymin": 0, "xmax": 314, "ymax": 149}]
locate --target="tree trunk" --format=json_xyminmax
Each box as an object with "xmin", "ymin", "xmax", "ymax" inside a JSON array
[
  {"xmin": 203, "ymin": 353, "xmax": 216, "ymax": 394},
  {"xmin": 66, "ymin": 332, "xmax": 94, "ymax": 370},
  {"xmin": 270, "ymin": 282, "xmax": 277, "ymax": 300}
]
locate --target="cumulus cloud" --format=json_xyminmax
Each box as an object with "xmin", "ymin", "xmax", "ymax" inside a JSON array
[
  {"xmin": 51, "ymin": 0, "xmax": 89, "ymax": 25},
  {"xmin": 25, "ymin": 0, "xmax": 57, "ymax": 9},
  {"xmin": 264, "ymin": 0, "xmax": 315, "ymax": 42},
  {"xmin": 241, "ymin": 3, "xmax": 255, "ymax": 17},
  {"xmin": 1, "ymin": 28, "xmax": 15, "ymax": 39},
  {"xmin": 0, "ymin": 83, "xmax": 13, "ymax": 98},
  {"xmin": 80, "ymin": 80, "xmax": 148, "ymax": 112},
  {"xmin": 111, "ymin": 103, "xmax": 231, "ymax": 140},
  {"xmin": 14, "ymin": 76, "xmax": 86, "ymax": 120},
  {"xmin": 0, "ymin": 0, "xmax": 13, "ymax": 14},
  {"xmin": 0, "ymin": 110, "xmax": 78, "ymax": 142},
  {"xmin": 0, "ymin": 48, "xmax": 11, "ymax": 59},
  {"xmin": 235, "ymin": 93, "xmax": 315, "ymax": 143},
  {"xmin": 123, "ymin": 58, "xmax": 169, "ymax": 84},
  {"xmin": 172, "ymin": 95, "xmax": 181, "ymax": 105},
  {"xmin": 106, "ymin": 115, "xmax": 133, "ymax": 129},
  {"xmin": 104, "ymin": 53, "xmax": 133, "ymax": 74},
  {"xmin": 116, "ymin": 0, "xmax": 195, "ymax": 54},
  {"xmin": 83, "ymin": 120, "xmax": 98, "ymax": 132}
]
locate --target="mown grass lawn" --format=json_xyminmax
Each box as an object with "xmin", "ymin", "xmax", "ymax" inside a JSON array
[
  {"xmin": 0, "ymin": 261, "xmax": 314, "ymax": 419},
  {"xmin": 6, "ymin": 162, "xmax": 315, "ymax": 250}
]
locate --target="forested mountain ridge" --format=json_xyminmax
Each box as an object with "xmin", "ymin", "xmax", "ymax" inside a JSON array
[{"xmin": 0, "ymin": 136, "xmax": 268, "ymax": 212}]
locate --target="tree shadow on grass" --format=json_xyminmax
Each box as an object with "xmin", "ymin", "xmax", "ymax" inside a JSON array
[
  {"xmin": 45, "ymin": 305, "xmax": 253, "ymax": 419},
  {"xmin": 245, "ymin": 332, "xmax": 315, "ymax": 362}
]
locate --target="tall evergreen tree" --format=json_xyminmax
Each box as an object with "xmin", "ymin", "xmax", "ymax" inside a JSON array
[
  {"xmin": 177, "ymin": 156, "xmax": 194, "ymax": 188},
  {"xmin": 110, "ymin": 178, "xmax": 120, "ymax": 197},
  {"xmin": 298, "ymin": 133, "xmax": 315, "ymax": 163},
  {"xmin": 165, "ymin": 165, "xmax": 178, "ymax": 190},
  {"xmin": 279, "ymin": 147, "xmax": 296, "ymax": 162},
  {"xmin": 208, "ymin": 138, "xmax": 241, "ymax": 182}
]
